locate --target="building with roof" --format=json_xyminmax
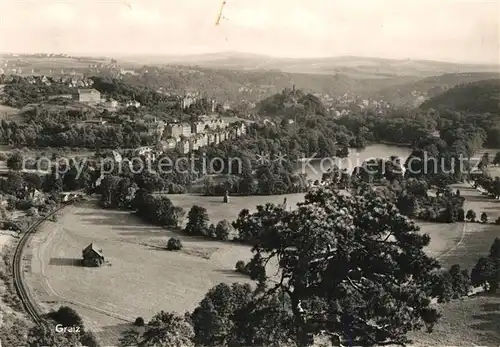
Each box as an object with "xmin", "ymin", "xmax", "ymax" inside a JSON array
[
  {"xmin": 82, "ymin": 243, "xmax": 105, "ymax": 267},
  {"xmin": 166, "ymin": 123, "xmax": 191, "ymax": 139},
  {"xmin": 73, "ymin": 89, "xmax": 101, "ymax": 104}
]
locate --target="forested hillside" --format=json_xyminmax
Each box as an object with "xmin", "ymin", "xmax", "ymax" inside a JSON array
[
  {"xmin": 374, "ymin": 73, "xmax": 500, "ymax": 107},
  {"xmin": 121, "ymin": 66, "xmax": 416, "ymax": 105},
  {"xmin": 420, "ymin": 79, "xmax": 500, "ymax": 114}
]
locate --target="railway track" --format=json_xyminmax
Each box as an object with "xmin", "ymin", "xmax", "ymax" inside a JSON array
[{"xmin": 12, "ymin": 201, "xmax": 74, "ymax": 326}]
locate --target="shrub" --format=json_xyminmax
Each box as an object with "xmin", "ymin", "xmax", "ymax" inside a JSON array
[
  {"xmin": 471, "ymin": 238, "xmax": 500, "ymax": 293},
  {"xmin": 38, "ymin": 204, "xmax": 51, "ymax": 214},
  {"xmin": 235, "ymin": 260, "xmax": 250, "ymax": 275},
  {"xmin": 80, "ymin": 331, "xmax": 100, "ymax": 347},
  {"xmin": 26, "ymin": 207, "xmax": 38, "ymax": 217},
  {"xmin": 6, "ymin": 152, "xmax": 23, "ymax": 171},
  {"xmin": 215, "ymin": 220, "xmax": 231, "ymax": 241},
  {"xmin": 134, "ymin": 316, "xmax": 145, "ymax": 326},
  {"xmin": 167, "ymin": 238, "xmax": 183, "ymax": 251},
  {"xmin": 207, "ymin": 224, "xmax": 216, "ymax": 238},
  {"xmin": 466, "ymin": 209, "xmax": 477, "ymax": 222},
  {"xmin": 15, "ymin": 200, "xmax": 33, "ymax": 211},
  {"xmin": 4, "ymin": 220, "xmax": 29, "ymax": 232},
  {"xmin": 46, "ymin": 306, "xmax": 84, "ymax": 331},
  {"xmin": 495, "ymin": 217, "xmax": 500, "ymax": 225},
  {"xmin": 457, "ymin": 208, "xmax": 465, "ymax": 222},
  {"xmin": 169, "ymin": 184, "xmax": 187, "ymax": 194},
  {"xmin": 481, "ymin": 212, "xmax": 488, "ymax": 224},
  {"xmin": 185, "ymin": 205, "xmax": 209, "ymax": 236}
]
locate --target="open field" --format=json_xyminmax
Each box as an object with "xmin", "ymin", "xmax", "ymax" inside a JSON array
[
  {"xmin": 166, "ymin": 192, "xmax": 306, "ymax": 226},
  {"xmin": 0, "ymin": 105, "xmax": 22, "ymax": 123},
  {"xmin": 6, "ymin": 56, "xmax": 109, "ymax": 72},
  {"xmin": 0, "ymin": 104, "xmax": 20, "ymax": 116},
  {"xmin": 24, "ymin": 201, "xmax": 255, "ymax": 345},
  {"xmin": 409, "ymin": 292, "xmax": 500, "ymax": 346}
]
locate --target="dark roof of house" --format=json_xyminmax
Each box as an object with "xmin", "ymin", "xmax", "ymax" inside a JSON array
[{"xmin": 82, "ymin": 243, "xmax": 104, "ymax": 258}]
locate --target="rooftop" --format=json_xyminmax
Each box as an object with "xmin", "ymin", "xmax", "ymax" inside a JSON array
[
  {"xmin": 77, "ymin": 88, "xmax": 100, "ymax": 94},
  {"xmin": 82, "ymin": 243, "xmax": 104, "ymax": 258}
]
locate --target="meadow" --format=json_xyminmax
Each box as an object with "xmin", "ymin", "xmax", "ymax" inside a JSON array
[
  {"xmin": 0, "ymin": 105, "xmax": 22, "ymax": 123},
  {"xmin": 25, "ymin": 201, "xmax": 255, "ymax": 345}
]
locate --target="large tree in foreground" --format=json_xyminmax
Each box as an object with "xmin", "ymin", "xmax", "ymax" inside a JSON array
[{"xmin": 232, "ymin": 185, "xmax": 442, "ymax": 346}]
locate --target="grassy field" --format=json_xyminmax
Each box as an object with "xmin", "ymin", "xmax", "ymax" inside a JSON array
[
  {"xmin": 0, "ymin": 105, "xmax": 22, "ymax": 123},
  {"xmin": 24, "ymin": 201, "xmax": 255, "ymax": 345},
  {"xmin": 22, "ymin": 183, "xmax": 500, "ymax": 346},
  {"xmin": 166, "ymin": 192, "xmax": 306, "ymax": 226},
  {"xmin": 14, "ymin": 57, "xmax": 108, "ymax": 72},
  {"xmin": 409, "ymin": 293, "xmax": 500, "ymax": 346},
  {"xmin": 0, "ymin": 147, "xmax": 96, "ymax": 160},
  {"xmin": 0, "ymin": 105, "xmax": 20, "ymax": 116}
]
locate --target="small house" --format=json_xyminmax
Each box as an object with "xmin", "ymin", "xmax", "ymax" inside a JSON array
[{"xmin": 82, "ymin": 243, "xmax": 105, "ymax": 267}]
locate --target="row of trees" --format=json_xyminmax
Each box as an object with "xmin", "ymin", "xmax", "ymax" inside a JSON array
[
  {"xmin": 471, "ymin": 172, "xmax": 500, "ymax": 199},
  {"xmin": 0, "ymin": 117, "xmax": 153, "ymax": 148},
  {"xmin": 1, "ymin": 76, "xmax": 74, "ymax": 108},
  {"xmin": 99, "ymin": 176, "xmax": 234, "ymax": 241}
]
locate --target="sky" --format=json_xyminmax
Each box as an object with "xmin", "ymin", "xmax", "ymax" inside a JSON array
[{"xmin": 0, "ymin": 0, "xmax": 499, "ymax": 64}]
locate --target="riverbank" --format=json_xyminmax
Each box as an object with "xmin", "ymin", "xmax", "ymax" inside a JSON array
[{"xmin": 297, "ymin": 144, "xmax": 413, "ymax": 182}]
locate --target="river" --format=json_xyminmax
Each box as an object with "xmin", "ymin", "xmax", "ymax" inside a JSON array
[{"xmin": 299, "ymin": 144, "xmax": 414, "ymax": 182}]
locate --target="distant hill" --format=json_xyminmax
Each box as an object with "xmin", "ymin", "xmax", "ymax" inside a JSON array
[
  {"xmin": 119, "ymin": 52, "xmax": 499, "ymax": 78},
  {"xmin": 419, "ymin": 79, "xmax": 500, "ymax": 114},
  {"xmin": 119, "ymin": 65, "xmax": 418, "ymax": 105},
  {"xmin": 4, "ymin": 53, "xmax": 499, "ymax": 109},
  {"xmin": 373, "ymin": 72, "xmax": 500, "ymax": 107}
]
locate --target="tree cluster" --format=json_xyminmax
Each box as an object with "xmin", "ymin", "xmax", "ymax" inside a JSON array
[
  {"xmin": 28, "ymin": 306, "xmax": 100, "ymax": 347},
  {"xmin": 471, "ymin": 238, "xmax": 500, "ymax": 293},
  {"xmin": 471, "ymin": 172, "xmax": 500, "ymax": 199},
  {"xmin": 1, "ymin": 76, "xmax": 74, "ymax": 108},
  {"xmin": 184, "ymin": 205, "xmax": 232, "ymax": 241}
]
